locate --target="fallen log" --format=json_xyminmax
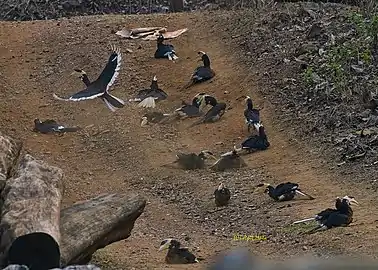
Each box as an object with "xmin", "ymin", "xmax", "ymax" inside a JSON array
[
  {"xmin": 60, "ymin": 193, "xmax": 146, "ymax": 266},
  {"xmin": 0, "ymin": 131, "xmax": 23, "ymax": 192},
  {"xmin": 0, "ymin": 154, "xmax": 64, "ymax": 269}
]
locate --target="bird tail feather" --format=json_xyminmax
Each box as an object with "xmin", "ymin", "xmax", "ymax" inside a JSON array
[
  {"xmin": 292, "ymin": 217, "xmax": 316, "ymax": 225},
  {"xmin": 138, "ymin": 97, "xmax": 156, "ymax": 108},
  {"xmin": 61, "ymin": 127, "xmax": 81, "ymax": 132},
  {"xmin": 295, "ymin": 190, "xmax": 315, "ymax": 200},
  {"xmin": 103, "ymin": 92, "xmax": 125, "ymax": 112}
]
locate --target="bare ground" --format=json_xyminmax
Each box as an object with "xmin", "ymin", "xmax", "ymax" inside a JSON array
[{"xmin": 0, "ymin": 8, "xmax": 378, "ymax": 270}]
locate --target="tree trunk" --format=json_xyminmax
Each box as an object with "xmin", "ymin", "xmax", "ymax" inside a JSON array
[
  {"xmin": 0, "ymin": 131, "xmax": 23, "ymax": 193},
  {"xmin": 59, "ymin": 193, "xmax": 146, "ymax": 266},
  {"xmin": 169, "ymin": 0, "xmax": 184, "ymax": 12},
  {"xmin": 0, "ymin": 154, "xmax": 64, "ymax": 269}
]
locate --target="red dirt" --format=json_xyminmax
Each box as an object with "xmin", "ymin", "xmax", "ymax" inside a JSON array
[{"xmin": 0, "ymin": 10, "xmax": 377, "ymax": 270}]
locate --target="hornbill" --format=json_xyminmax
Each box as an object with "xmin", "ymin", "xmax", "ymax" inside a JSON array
[
  {"xmin": 210, "ymin": 146, "xmax": 247, "ymax": 172},
  {"xmin": 214, "ymin": 182, "xmax": 231, "ymax": 207},
  {"xmin": 129, "ymin": 75, "xmax": 168, "ymax": 108},
  {"xmin": 220, "ymin": 126, "xmax": 270, "ymax": 157},
  {"xmin": 188, "ymin": 97, "xmax": 226, "ymax": 127},
  {"xmin": 154, "ymin": 34, "xmax": 178, "ymax": 61},
  {"xmin": 240, "ymin": 125, "xmax": 270, "ymax": 152},
  {"xmin": 292, "ymin": 196, "xmax": 358, "ymax": 226},
  {"xmin": 169, "ymin": 93, "xmax": 208, "ymax": 120},
  {"xmin": 183, "ymin": 51, "xmax": 215, "ymax": 89},
  {"xmin": 162, "ymin": 150, "xmax": 217, "ymax": 170},
  {"xmin": 253, "ymin": 182, "xmax": 315, "ymax": 201},
  {"xmin": 33, "ymin": 119, "xmax": 80, "ymax": 134},
  {"xmin": 53, "ymin": 45, "xmax": 125, "ymax": 112},
  {"xmin": 159, "ymin": 239, "xmax": 201, "ymax": 264},
  {"xmin": 244, "ymin": 96, "xmax": 261, "ymax": 132},
  {"xmin": 302, "ymin": 196, "xmax": 359, "ymax": 234}
]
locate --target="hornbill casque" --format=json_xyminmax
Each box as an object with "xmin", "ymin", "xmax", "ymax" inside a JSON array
[
  {"xmin": 188, "ymin": 95, "xmax": 226, "ymax": 127},
  {"xmin": 183, "ymin": 51, "xmax": 215, "ymax": 89},
  {"xmin": 33, "ymin": 119, "xmax": 80, "ymax": 134},
  {"xmin": 214, "ymin": 182, "xmax": 231, "ymax": 207},
  {"xmin": 159, "ymin": 239, "xmax": 201, "ymax": 264},
  {"xmin": 53, "ymin": 45, "xmax": 125, "ymax": 112},
  {"xmin": 161, "ymin": 150, "xmax": 217, "ymax": 170},
  {"xmin": 292, "ymin": 196, "xmax": 359, "ymax": 234},
  {"xmin": 253, "ymin": 182, "xmax": 315, "ymax": 201},
  {"xmin": 129, "ymin": 75, "xmax": 168, "ymax": 108},
  {"xmin": 154, "ymin": 34, "xmax": 178, "ymax": 61},
  {"xmin": 210, "ymin": 147, "xmax": 247, "ymax": 172},
  {"xmin": 244, "ymin": 96, "xmax": 262, "ymax": 132}
]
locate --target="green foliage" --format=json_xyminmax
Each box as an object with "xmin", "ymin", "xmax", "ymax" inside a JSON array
[{"xmin": 306, "ymin": 11, "xmax": 378, "ymax": 99}]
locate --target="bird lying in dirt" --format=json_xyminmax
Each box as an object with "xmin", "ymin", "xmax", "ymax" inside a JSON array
[
  {"xmin": 159, "ymin": 239, "xmax": 202, "ymax": 264},
  {"xmin": 161, "ymin": 150, "xmax": 217, "ymax": 170},
  {"xmin": 183, "ymin": 51, "xmax": 215, "ymax": 89},
  {"xmin": 253, "ymin": 182, "xmax": 315, "ymax": 201},
  {"xmin": 129, "ymin": 75, "xmax": 168, "ymax": 108},
  {"xmin": 33, "ymin": 119, "xmax": 80, "ymax": 135},
  {"xmin": 210, "ymin": 147, "xmax": 247, "ymax": 172},
  {"xmin": 140, "ymin": 112, "xmax": 172, "ymax": 126},
  {"xmin": 214, "ymin": 182, "xmax": 231, "ymax": 207}
]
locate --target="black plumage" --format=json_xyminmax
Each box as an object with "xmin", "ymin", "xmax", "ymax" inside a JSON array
[
  {"xmin": 241, "ymin": 126, "xmax": 270, "ymax": 152},
  {"xmin": 244, "ymin": 96, "xmax": 261, "ymax": 132},
  {"xmin": 53, "ymin": 45, "xmax": 125, "ymax": 112},
  {"xmin": 189, "ymin": 100, "xmax": 226, "ymax": 127},
  {"xmin": 129, "ymin": 75, "xmax": 168, "ymax": 108},
  {"xmin": 33, "ymin": 119, "xmax": 80, "ymax": 134},
  {"xmin": 211, "ymin": 148, "xmax": 247, "ymax": 172},
  {"xmin": 254, "ymin": 182, "xmax": 315, "ymax": 201},
  {"xmin": 162, "ymin": 150, "xmax": 217, "ymax": 170},
  {"xmin": 305, "ymin": 196, "xmax": 358, "ymax": 234},
  {"xmin": 159, "ymin": 239, "xmax": 200, "ymax": 264},
  {"xmin": 174, "ymin": 96, "xmax": 204, "ymax": 118},
  {"xmin": 214, "ymin": 183, "xmax": 231, "ymax": 206},
  {"xmin": 183, "ymin": 51, "xmax": 215, "ymax": 89},
  {"xmin": 154, "ymin": 34, "xmax": 178, "ymax": 61}
]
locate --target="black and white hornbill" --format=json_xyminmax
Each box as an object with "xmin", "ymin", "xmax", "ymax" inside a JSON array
[
  {"xmin": 244, "ymin": 96, "xmax": 261, "ymax": 132},
  {"xmin": 210, "ymin": 147, "xmax": 247, "ymax": 172},
  {"xmin": 53, "ymin": 45, "xmax": 125, "ymax": 112},
  {"xmin": 162, "ymin": 150, "xmax": 217, "ymax": 170},
  {"xmin": 33, "ymin": 119, "xmax": 80, "ymax": 134},
  {"xmin": 129, "ymin": 75, "xmax": 168, "ymax": 108},
  {"xmin": 159, "ymin": 239, "xmax": 200, "ymax": 264},
  {"xmin": 214, "ymin": 183, "xmax": 231, "ymax": 206},
  {"xmin": 183, "ymin": 51, "xmax": 215, "ymax": 89},
  {"xmin": 154, "ymin": 34, "xmax": 178, "ymax": 61},
  {"xmin": 240, "ymin": 125, "xmax": 270, "ymax": 152},
  {"xmin": 298, "ymin": 196, "xmax": 359, "ymax": 234},
  {"xmin": 292, "ymin": 196, "xmax": 358, "ymax": 227},
  {"xmin": 140, "ymin": 112, "xmax": 172, "ymax": 126},
  {"xmin": 188, "ymin": 96, "xmax": 226, "ymax": 127},
  {"xmin": 253, "ymin": 182, "xmax": 315, "ymax": 201},
  {"xmin": 172, "ymin": 93, "xmax": 209, "ymax": 119}
]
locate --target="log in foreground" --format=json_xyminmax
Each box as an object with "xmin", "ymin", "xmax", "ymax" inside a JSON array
[
  {"xmin": 0, "ymin": 131, "xmax": 23, "ymax": 192},
  {"xmin": 0, "ymin": 154, "xmax": 64, "ymax": 269},
  {"xmin": 60, "ymin": 193, "xmax": 146, "ymax": 266}
]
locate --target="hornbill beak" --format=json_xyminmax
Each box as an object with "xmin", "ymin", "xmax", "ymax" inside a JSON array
[
  {"xmin": 253, "ymin": 183, "xmax": 270, "ymax": 193},
  {"xmin": 141, "ymin": 116, "xmax": 148, "ymax": 127},
  {"xmin": 70, "ymin": 69, "xmax": 86, "ymax": 76},
  {"xmin": 344, "ymin": 196, "xmax": 359, "ymax": 206},
  {"xmin": 202, "ymin": 150, "xmax": 218, "ymax": 160},
  {"xmin": 158, "ymin": 239, "xmax": 172, "ymax": 251},
  {"xmin": 218, "ymin": 182, "xmax": 225, "ymax": 190},
  {"xmin": 153, "ymin": 75, "xmax": 157, "ymax": 81}
]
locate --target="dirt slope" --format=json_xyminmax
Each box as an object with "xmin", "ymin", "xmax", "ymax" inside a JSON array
[{"xmin": 0, "ymin": 10, "xmax": 378, "ymax": 270}]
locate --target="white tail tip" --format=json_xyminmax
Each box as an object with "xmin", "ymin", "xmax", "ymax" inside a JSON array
[{"xmin": 138, "ymin": 97, "xmax": 156, "ymax": 108}]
